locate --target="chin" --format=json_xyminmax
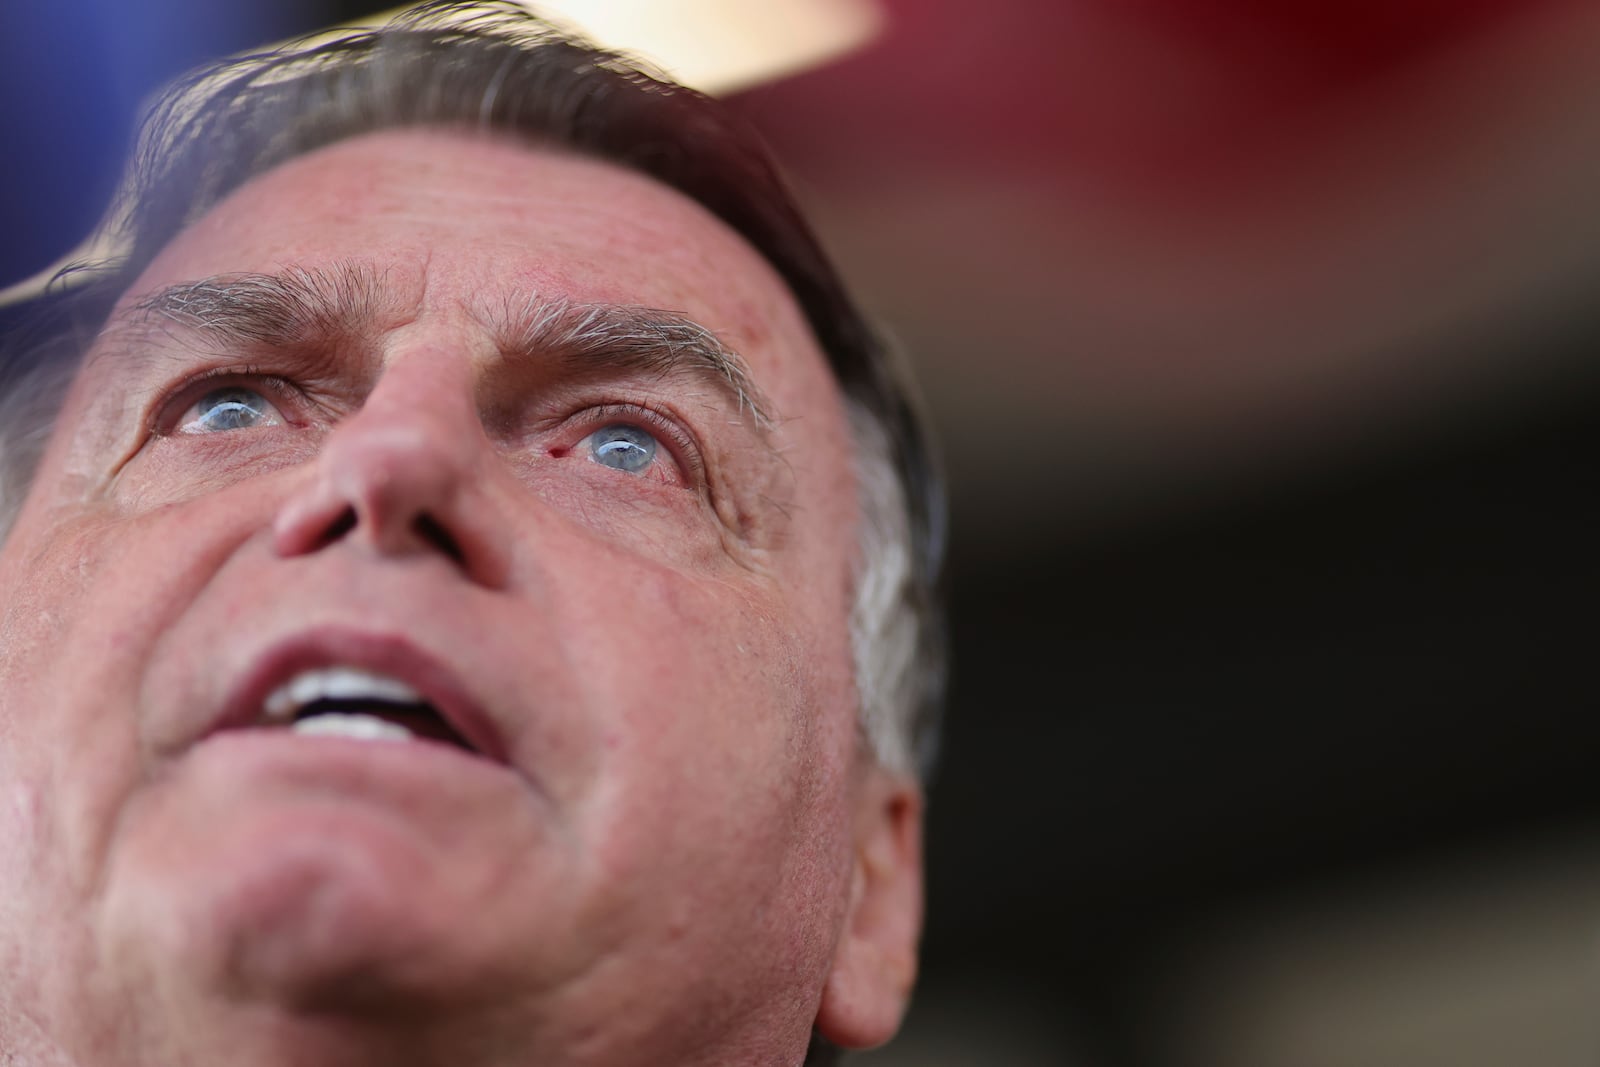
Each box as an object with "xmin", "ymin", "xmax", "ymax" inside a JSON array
[
  {"xmin": 218, "ymin": 829, "xmax": 467, "ymax": 1010},
  {"xmin": 94, "ymin": 723, "xmax": 565, "ymax": 1010},
  {"xmin": 102, "ymin": 796, "xmax": 529, "ymax": 1023}
]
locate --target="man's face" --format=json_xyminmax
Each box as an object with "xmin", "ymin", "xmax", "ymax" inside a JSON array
[{"xmin": 0, "ymin": 130, "xmax": 916, "ymax": 1064}]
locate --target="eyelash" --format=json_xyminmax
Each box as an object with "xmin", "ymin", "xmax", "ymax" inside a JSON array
[
  {"xmin": 150, "ymin": 365, "xmax": 303, "ymax": 435},
  {"xmin": 558, "ymin": 401, "xmax": 705, "ymax": 488}
]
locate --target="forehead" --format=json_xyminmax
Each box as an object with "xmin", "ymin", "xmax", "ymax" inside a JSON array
[{"xmin": 120, "ymin": 128, "xmax": 822, "ymax": 401}]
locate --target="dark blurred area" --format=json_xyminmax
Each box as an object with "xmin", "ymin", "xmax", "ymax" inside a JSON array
[{"xmin": 5, "ymin": 2, "xmax": 1599, "ymax": 1064}]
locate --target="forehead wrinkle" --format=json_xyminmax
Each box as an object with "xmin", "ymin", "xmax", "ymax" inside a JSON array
[{"xmin": 480, "ymin": 291, "xmax": 777, "ymax": 433}]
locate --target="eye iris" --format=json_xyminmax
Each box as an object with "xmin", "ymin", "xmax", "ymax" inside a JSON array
[
  {"xmin": 193, "ymin": 388, "xmax": 269, "ymax": 431},
  {"xmin": 590, "ymin": 424, "xmax": 656, "ymax": 473}
]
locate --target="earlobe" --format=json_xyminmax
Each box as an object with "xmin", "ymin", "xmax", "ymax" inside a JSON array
[{"xmin": 815, "ymin": 768, "xmax": 924, "ymax": 1050}]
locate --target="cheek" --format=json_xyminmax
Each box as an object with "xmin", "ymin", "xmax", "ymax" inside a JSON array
[
  {"xmin": 562, "ymin": 562, "xmax": 813, "ymax": 794},
  {"xmin": 116, "ymin": 432, "xmax": 321, "ymax": 511},
  {"xmin": 0, "ymin": 536, "xmax": 138, "ymax": 884},
  {"xmin": 0, "ymin": 776, "xmax": 77, "ymax": 1029},
  {"xmin": 0, "ymin": 517, "xmax": 130, "ymax": 736},
  {"xmin": 0, "ymin": 522, "xmax": 148, "ymax": 1010},
  {"xmin": 547, "ymin": 558, "xmax": 858, "ymax": 1012},
  {"xmin": 0, "ymin": 494, "xmax": 270, "ymax": 884},
  {"xmin": 550, "ymin": 547, "xmax": 850, "ymax": 886}
]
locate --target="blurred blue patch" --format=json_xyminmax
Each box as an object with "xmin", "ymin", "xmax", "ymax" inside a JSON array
[{"xmin": 0, "ymin": 0, "xmax": 323, "ymax": 288}]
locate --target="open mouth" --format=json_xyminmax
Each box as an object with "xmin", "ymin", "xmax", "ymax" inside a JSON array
[{"xmin": 259, "ymin": 666, "xmax": 475, "ymax": 751}]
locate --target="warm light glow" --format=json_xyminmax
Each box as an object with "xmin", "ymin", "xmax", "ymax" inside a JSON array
[
  {"xmin": 0, "ymin": 0, "xmax": 882, "ymax": 306},
  {"xmin": 354, "ymin": 0, "xmax": 884, "ymax": 95}
]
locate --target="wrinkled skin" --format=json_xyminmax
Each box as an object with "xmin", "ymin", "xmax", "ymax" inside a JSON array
[{"xmin": 0, "ymin": 131, "xmax": 921, "ymax": 1067}]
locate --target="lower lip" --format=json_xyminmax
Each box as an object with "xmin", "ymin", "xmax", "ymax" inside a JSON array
[{"xmin": 183, "ymin": 728, "xmax": 529, "ymax": 798}]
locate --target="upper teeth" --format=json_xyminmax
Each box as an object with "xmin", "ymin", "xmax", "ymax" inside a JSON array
[{"xmin": 262, "ymin": 666, "xmax": 424, "ymax": 724}]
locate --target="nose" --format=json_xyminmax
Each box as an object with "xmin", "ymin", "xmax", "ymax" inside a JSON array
[{"xmin": 272, "ymin": 361, "xmax": 510, "ymax": 587}]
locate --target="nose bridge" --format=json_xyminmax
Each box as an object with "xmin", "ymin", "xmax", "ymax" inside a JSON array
[
  {"xmin": 346, "ymin": 353, "xmax": 480, "ymax": 475},
  {"xmin": 272, "ymin": 348, "xmax": 509, "ymax": 585}
]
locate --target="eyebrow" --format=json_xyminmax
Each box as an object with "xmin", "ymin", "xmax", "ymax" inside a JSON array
[
  {"xmin": 122, "ymin": 262, "xmax": 391, "ymax": 349},
  {"xmin": 484, "ymin": 293, "xmax": 774, "ymax": 429},
  {"xmin": 109, "ymin": 264, "xmax": 775, "ymax": 429}
]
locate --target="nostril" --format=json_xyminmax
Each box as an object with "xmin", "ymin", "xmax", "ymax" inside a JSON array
[
  {"xmin": 314, "ymin": 507, "xmax": 358, "ymax": 551},
  {"xmin": 414, "ymin": 514, "xmax": 466, "ymax": 565}
]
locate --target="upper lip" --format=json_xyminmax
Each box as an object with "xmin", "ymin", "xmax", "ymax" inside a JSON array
[{"xmin": 205, "ymin": 628, "xmax": 506, "ymax": 762}]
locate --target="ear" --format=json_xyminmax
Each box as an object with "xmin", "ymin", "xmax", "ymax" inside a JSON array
[{"xmin": 814, "ymin": 766, "xmax": 925, "ymax": 1049}]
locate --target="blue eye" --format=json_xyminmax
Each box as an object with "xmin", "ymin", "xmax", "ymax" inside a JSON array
[
  {"xmin": 180, "ymin": 387, "xmax": 280, "ymax": 434},
  {"xmin": 587, "ymin": 424, "xmax": 658, "ymax": 473}
]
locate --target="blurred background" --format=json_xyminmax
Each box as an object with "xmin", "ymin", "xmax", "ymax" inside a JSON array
[{"xmin": 4, "ymin": 1, "xmax": 1600, "ymax": 1063}]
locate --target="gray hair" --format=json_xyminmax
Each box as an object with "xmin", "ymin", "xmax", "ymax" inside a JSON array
[{"xmin": 0, "ymin": 0, "xmax": 945, "ymax": 781}]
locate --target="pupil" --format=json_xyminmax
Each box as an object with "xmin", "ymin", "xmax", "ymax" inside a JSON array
[{"xmin": 591, "ymin": 425, "xmax": 656, "ymax": 473}]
